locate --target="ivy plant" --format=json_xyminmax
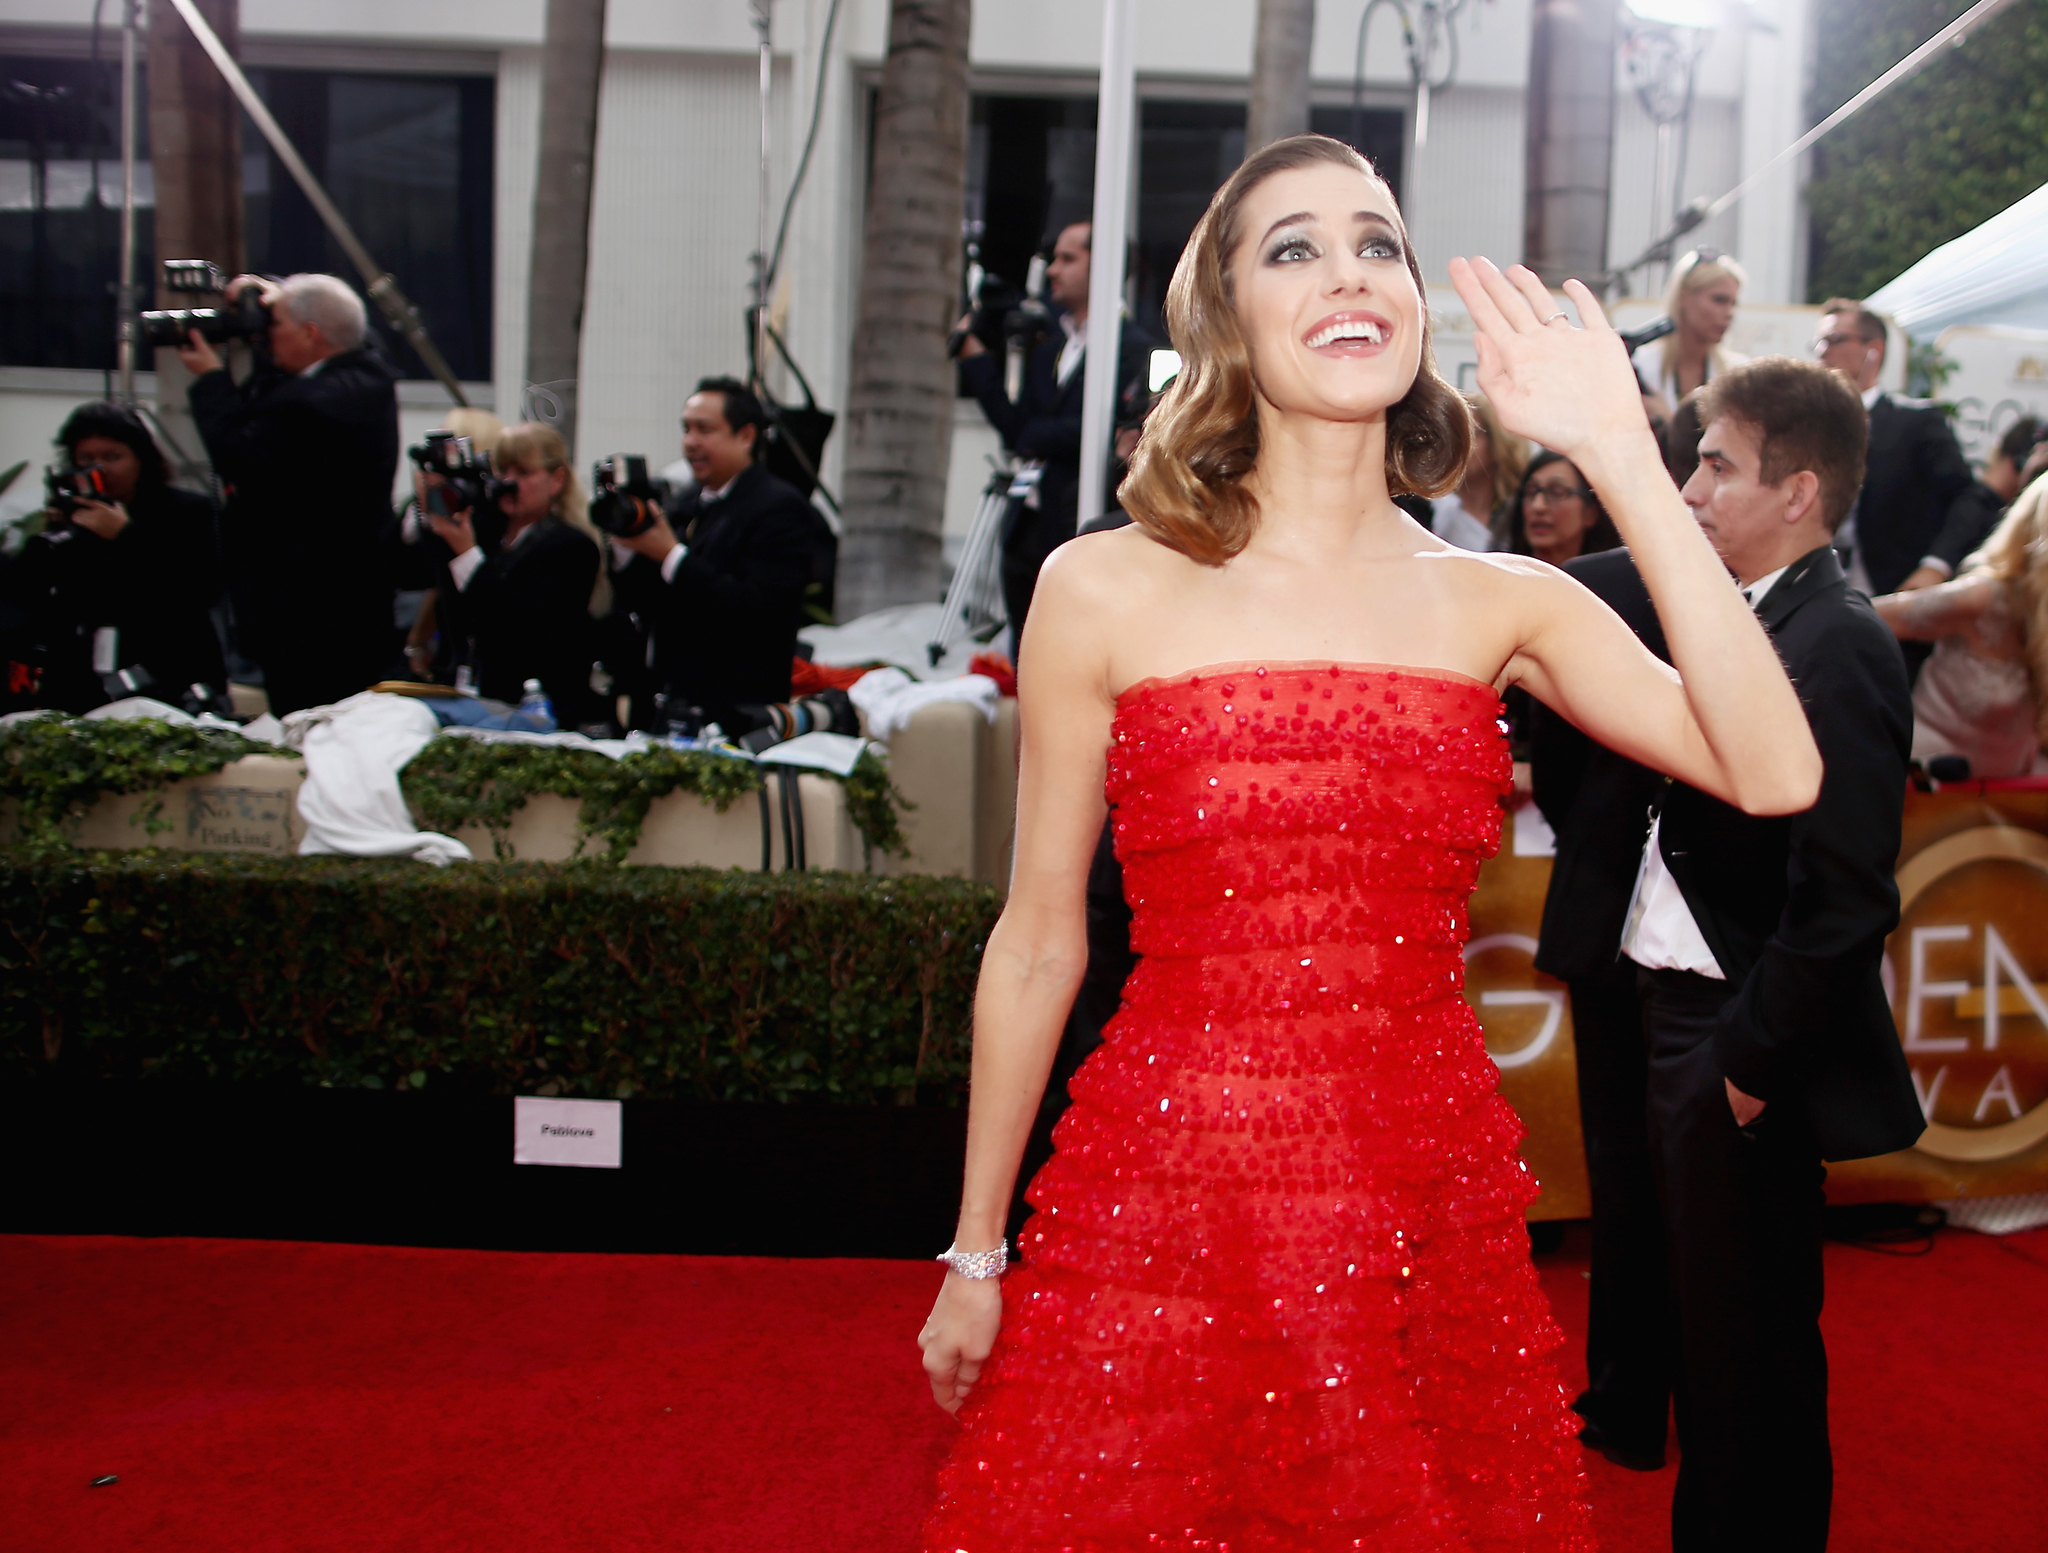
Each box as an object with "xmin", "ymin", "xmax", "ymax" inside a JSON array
[
  {"xmin": 0, "ymin": 715, "xmax": 287, "ymax": 854},
  {"xmin": 399, "ymin": 735, "xmax": 909, "ymax": 864}
]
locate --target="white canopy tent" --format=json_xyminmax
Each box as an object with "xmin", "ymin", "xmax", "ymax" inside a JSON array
[{"xmin": 1868, "ymin": 179, "xmax": 2048, "ymax": 338}]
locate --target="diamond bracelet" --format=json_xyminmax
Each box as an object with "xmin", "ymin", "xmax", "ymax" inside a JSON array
[{"xmin": 937, "ymin": 1241, "xmax": 1009, "ymax": 1279}]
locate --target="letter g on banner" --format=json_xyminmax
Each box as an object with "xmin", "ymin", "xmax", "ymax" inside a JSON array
[{"xmin": 1464, "ymin": 933, "xmax": 1565, "ymax": 1070}]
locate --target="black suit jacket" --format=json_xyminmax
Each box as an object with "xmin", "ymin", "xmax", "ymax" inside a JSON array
[
  {"xmin": 648, "ymin": 463, "xmax": 832, "ymax": 714},
  {"xmin": 8, "ymin": 483, "xmax": 226, "ymax": 712},
  {"xmin": 1531, "ymin": 549, "xmax": 1670, "ymax": 983},
  {"xmin": 1656, "ymin": 544, "xmax": 1922, "ymax": 1161},
  {"xmin": 189, "ymin": 348, "xmax": 399, "ymax": 664},
  {"xmin": 1855, "ymin": 394, "xmax": 1976, "ymax": 595},
  {"xmin": 443, "ymin": 516, "xmax": 602, "ymax": 725}
]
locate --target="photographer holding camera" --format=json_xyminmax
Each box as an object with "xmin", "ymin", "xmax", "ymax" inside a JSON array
[
  {"xmin": 3, "ymin": 402, "xmax": 226, "ymax": 713},
  {"xmin": 421, "ymin": 421, "xmax": 609, "ymax": 728},
  {"xmin": 176, "ymin": 272, "xmax": 398, "ymax": 716},
  {"xmin": 610, "ymin": 376, "xmax": 835, "ymax": 736},
  {"xmin": 954, "ymin": 221, "xmax": 1154, "ymax": 652}
]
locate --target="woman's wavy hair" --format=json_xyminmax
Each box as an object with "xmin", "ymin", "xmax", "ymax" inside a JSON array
[
  {"xmin": 1961, "ymin": 472, "xmax": 2048, "ymax": 744},
  {"xmin": 1120, "ymin": 134, "xmax": 1470, "ymax": 565},
  {"xmin": 494, "ymin": 421, "xmax": 611, "ymax": 618}
]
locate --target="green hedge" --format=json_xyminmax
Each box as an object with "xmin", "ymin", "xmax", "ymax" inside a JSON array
[{"xmin": 0, "ymin": 850, "xmax": 1000, "ymax": 1104}]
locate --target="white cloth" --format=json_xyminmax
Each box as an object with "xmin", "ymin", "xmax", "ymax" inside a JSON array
[
  {"xmin": 1632, "ymin": 341, "xmax": 1749, "ymax": 407},
  {"xmin": 660, "ymin": 542, "xmax": 689, "ymax": 582},
  {"xmin": 1056, "ymin": 313, "xmax": 1085, "ymax": 386},
  {"xmin": 287, "ymin": 692, "xmax": 472, "ymax": 866},
  {"xmin": 1620, "ymin": 567, "xmax": 1787, "ymax": 978},
  {"xmin": 1621, "ymin": 814, "xmax": 1725, "ymax": 978},
  {"xmin": 447, "ymin": 546, "xmax": 485, "ymax": 591},
  {"xmin": 1430, "ymin": 491, "xmax": 1494, "ymax": 552},
  {"xmin": 847, "ymin": 667, "xmax": 1000, "ymax": 742}
]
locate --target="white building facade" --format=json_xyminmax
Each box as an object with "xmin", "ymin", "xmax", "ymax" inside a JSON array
[{"xmin": 1, "ymin": 0, "xmax": 1815, "ymax": 549}]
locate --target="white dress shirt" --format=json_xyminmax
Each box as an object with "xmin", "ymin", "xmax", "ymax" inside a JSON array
[{"xmin": 1620, "ymin": 564, "xmax": 1791, "ymax": 978}]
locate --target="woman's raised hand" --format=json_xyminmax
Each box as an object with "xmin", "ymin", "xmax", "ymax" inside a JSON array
[{"xmin": 1448, "ymin": 258, "xmax": 1650, "ymax": 468}]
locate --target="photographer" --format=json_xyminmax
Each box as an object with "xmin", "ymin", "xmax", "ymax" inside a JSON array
[
  {"xmin": 178, "ymin": 272, "xmax": 398, "ymax": 716},
  {"xmin": 425, "ymin": 421, "xmax": 608, "ymax": 728},
  {"xmin": 612, "ymin": 376, "xmax": 834, "ymax": 735},
  {"xmin": 4, "ymin": 402, "xmax": 226, "ymax": 713},
  {"xmin": 955, "ymin": 221, "xmax": 1154, "ymax": 651}
]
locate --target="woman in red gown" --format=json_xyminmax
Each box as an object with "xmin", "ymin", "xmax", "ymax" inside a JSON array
[{"xmin": 918, "ymin": 136, "xmax": 1822, "ymax": 1552}]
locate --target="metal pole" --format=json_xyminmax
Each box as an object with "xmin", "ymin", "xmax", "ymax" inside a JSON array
[
  {"xmin": 753, "ymin": 0, "xmax": 773, "ymax": 394},
  {"xmin": 1076, "ymin": 0, "xmax": 1137, "ymax": 531},
  {"xmin": 162, "ymin": 0, "xmax": 469, "ymax": 405},
  {"xmin": 115, "ymin": 0, "xmax": 140, "ymax": 403}
]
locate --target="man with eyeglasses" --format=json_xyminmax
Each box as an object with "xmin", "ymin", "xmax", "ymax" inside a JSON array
[{"xmin": 1813, "ymin": 300, "xmax": 1989, "ymax": 604}]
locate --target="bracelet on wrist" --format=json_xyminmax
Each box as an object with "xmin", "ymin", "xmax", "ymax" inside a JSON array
[{"xmin": 937, "ymin": 1241, "xmax": 1008, "ymax": 1280}]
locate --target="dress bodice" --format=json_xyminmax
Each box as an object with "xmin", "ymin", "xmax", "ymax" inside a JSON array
[{"xmin": 1108, "ymin": 662, "xmax": 1513, "ymax": 961}]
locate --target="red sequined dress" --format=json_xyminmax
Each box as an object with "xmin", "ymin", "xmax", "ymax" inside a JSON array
[{"xmin": 925, "ymin": 663, "xmax": 1593, "ymax": 1552}]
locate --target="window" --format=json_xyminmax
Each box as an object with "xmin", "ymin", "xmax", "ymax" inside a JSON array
[
  {"xmin": 0, "ymin": 54, "xmax": 151, "ymax": 371},
  {"xmin": 961, "ymin": 90, "xmax": 1406, "ymax": 346},
  {"xmin": 0, "ymin": 53, "xmax": 492, "ymax": 381},
  {"xmin": 244, "ymin": 69, "xmax": 494, "ymax": 383}
]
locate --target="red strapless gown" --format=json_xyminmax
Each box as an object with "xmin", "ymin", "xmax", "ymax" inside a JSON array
[{"xmin": 924, "ymin": 663, "xmax": 1594, "ymax": 1552}]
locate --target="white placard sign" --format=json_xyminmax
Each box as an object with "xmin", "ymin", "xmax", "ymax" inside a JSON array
[{"xmin": 514, "ymin": 1097, "xmax": 623, "ymax": 1169}]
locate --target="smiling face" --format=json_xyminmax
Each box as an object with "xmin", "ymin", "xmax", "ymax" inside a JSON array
[{"xmin": 1227, "ymin": 161, "xmax": 1424, "ymax": 424}]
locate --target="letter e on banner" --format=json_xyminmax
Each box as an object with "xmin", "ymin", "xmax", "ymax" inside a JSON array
[{"xmin": 514, "ymin": 1097, "xmax": 623, "ymax": 1168}]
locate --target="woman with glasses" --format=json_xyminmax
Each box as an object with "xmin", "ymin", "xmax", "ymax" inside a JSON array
[
  {"xmin": 425, "ymin": 421, "xmax": 611, "ymax": 729},
  {"xmin": 1499, "ymin": 449, "xmax": 1622, "ymax": 568},
  {"xmin": 1632, "ymin": 248, "xmax": 1748, "ymax": 414}
]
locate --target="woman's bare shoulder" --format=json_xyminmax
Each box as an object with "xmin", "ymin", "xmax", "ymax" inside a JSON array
[{"xmin": 1036, "ymin": 522, "xmax": 1195, "ymax": 609}]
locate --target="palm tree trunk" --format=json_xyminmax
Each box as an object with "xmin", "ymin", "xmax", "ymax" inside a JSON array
[
  {"xmin": 147, "ymin": 0, "xmax": 242, "ymax": 484},
  {"xmin": 836, "ymin": 0, "xmax": 973, "ymax": 621},
  {"xmin": 1247, "ymin": 0, "xmax": 1316, "ymax": 154},
  {"xmin": 526, "ymin": 0, "xmax": 609, "ymax": 451}
]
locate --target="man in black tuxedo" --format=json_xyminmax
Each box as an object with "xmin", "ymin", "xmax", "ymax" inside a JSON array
[
  {"xmin": 1629, "ymin": 357, "xmax": 1922, "ymax": 1549},
  {"xmin": 614, "ymin": 376, "xmax": 836, "ymax": 735},
  {"xmin": 956, "ymin": 222, "xmax": 1153, "ymax": 653},
  {"xmin": 180, "ymin": 273, "xmax": 398, "ymax": 715},
  {"xmin": 1814, "ymin": 300, "xmax": 1981, "ymax": 597},
  {"xmin": 1528, "ymin": 556, "xmax": 1673, "ymax": 1473}
]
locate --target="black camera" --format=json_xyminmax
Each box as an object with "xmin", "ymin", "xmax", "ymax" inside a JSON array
[
  {"xmin": 408, "ymin": 430, "xmax": 506, "ymax": 520},
  {"xmin": 137, "ymin": 259, "xmax": 272, "ymax": 349},
  {"xmin": 589, "ymin": 454, "xmax": 667, "ymax": 539},
  {"xmin": 42, "ymin": 461, "xmax": 113, "ymax": 525}
]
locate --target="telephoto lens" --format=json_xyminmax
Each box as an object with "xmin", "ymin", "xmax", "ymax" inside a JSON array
[
  {"xmin": 588, "ymin": 454, "xmax": 664, "ymax": 539},
  {"xmin": 137, "ymin": 260, "xmax": 272, "ymax": 349}
]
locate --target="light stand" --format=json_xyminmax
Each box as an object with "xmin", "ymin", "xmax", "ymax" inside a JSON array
[
  {"xmin": 750, "ymin": 0, "xmax": 774, "ymax": 399},
  {"xmin": 114, "ymin": 0, "xmax": 141, "ymax": 404},
  {"xmin": 1620, "ymin": 9, "xmax": 1712, "ymax": 298},
  {"xmin": 1348, "ymin": 0, "xmax": 1478, "ymax": 221}
]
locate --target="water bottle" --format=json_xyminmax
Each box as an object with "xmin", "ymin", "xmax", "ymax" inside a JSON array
[{"xmin": 517, "ymin": 678, "xmax": 557, "ymax": 732}]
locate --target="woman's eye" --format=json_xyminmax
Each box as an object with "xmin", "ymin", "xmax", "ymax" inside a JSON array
[
  {"xmin": 1362, "ymin": 237, "xmax": 1402, "ymax": 260},
  {"xmin": 1268, "ymin": 237, "xmax": 1315, "ymax": 263}
]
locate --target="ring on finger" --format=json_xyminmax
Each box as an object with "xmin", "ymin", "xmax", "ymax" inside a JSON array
[{"xmin": 1543, "ymin": 311, "xmax": 1571, "ymax": 326}]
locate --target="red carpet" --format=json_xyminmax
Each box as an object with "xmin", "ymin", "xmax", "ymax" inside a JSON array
[{"xmin": 4, "ymin": 1226, "xmax": 2043, "ymax": 1551}]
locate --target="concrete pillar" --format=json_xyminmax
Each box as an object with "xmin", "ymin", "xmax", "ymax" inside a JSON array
[{"xmin": 1523, "ymin": 0, "xmax": 1617, "ymax": 287}]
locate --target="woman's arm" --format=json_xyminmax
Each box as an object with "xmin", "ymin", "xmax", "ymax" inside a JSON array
[
  {"xmin": 1450, "ymin": 258, "xmax": 1821, "ymax": 818},
  {"xmin": 918, "ymin": 546, "xmax": 1117, "ymax": 1415},
  {"xmin": 1872, "ymin": 576, "xmax": 1992, "ymax": 642}
]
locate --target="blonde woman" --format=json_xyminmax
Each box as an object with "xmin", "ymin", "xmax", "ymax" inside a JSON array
[
  {"xmin": 1632, "ymin": 247, "xmax": 1748, "ymax": 410},
  {"xmin": 916, "ymin": 134, "xmax": 1819, "ymax": 1551},
  {"xmin": 426, "ymin": 421, "xmax": 609, "ymax": 725},
  {"xmin": 1875, "ymin": 474, "xmax": 2048, "ymax": 777},
  {"xmin": 1423, "ymin": 390, "xmax": 1526, "ymax": 550}
]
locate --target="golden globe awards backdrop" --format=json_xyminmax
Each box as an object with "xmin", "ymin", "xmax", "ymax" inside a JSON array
[{"xmin": 1463, "ymin": 790, "xmax": 2048, "ymax": 1222}]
